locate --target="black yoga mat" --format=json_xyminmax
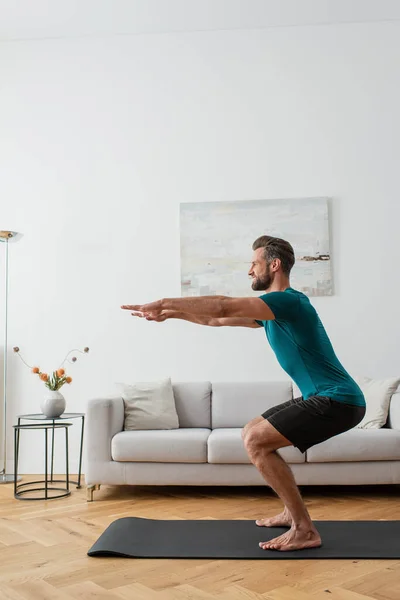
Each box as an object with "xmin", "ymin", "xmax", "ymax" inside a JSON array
[{"xmin": 87, "ymin": 517, "xmax": 400, "ymax": 559}]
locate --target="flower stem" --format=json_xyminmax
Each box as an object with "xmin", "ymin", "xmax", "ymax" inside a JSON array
[
  {"xmin": 14, "ymin": 352, "xmax": 33, "ymax": 370},
  {"xmin": 59, "ymin": 349, "xmax": 86, "ymax": 368}
]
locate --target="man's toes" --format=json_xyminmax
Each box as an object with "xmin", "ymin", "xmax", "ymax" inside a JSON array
[{"xmin": 260, "ymin": 542, "xmax": 276, "ymax": 550}]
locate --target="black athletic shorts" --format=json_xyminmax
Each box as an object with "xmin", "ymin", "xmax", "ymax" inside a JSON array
[{"xmin": 261, "ymin": 395, "xmax": 366, "ymax": 454}]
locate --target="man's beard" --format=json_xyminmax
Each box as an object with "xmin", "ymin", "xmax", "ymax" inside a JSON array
[{"xmin": 251, "ymin": 268, "xmax": 273, "ymax": 292}]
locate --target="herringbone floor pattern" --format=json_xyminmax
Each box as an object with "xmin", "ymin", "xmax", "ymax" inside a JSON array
[{"xmin": 0, "ymin": 477, "xmax": 399, "ymax": 599}]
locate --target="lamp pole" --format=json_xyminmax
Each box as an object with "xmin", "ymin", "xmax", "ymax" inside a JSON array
[{"xmin": 0, "ymin": 230, "xmax": 22, "ymax": 483}]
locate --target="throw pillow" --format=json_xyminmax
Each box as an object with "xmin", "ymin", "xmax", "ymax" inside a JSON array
[
  {"xmin": 354, "ymin": 376, "xmax": 400, "ymax": 429},
  {"xmin": 119, "ymin": 377, "xmax": 180, "ymax": 430}
]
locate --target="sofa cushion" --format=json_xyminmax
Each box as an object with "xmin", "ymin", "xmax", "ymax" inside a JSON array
[
  {"xmin": 172, "ymin": 382, "xmax": 211, "ymax": 428},
  {"xmin": 211, "ymin": 381, "xmax": 293, "ymax": 428},
  {"xmin": 111, "ymin": 428, "xmax": 211, "ymax": 463},
  {"xmin": 306, "ymin": 429, "xmax": 400, "ymax": 462},
  {"xmin": 208, "ymin": 429, "xmax": 305, "ymax": 464}
]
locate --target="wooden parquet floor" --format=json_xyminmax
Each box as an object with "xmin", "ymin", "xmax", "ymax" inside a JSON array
[{"xmin": 0, "ymin": 477, "xmax": 399, "ymax": 600}]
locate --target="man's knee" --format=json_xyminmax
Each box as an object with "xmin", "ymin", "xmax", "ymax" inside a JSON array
[
  {"xmin": 243, "ymin": 426, "xmax": 272, "ymax": 456},
  {"xmin": 241, "ymin": 416, "xmax": 264, "ymax": 442}
]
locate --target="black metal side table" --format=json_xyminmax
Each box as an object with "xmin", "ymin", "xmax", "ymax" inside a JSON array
[
  {"xmin": 16, "ymin": 413, "xmax": 85, "ymax": 489},
  {"xmin": 13, "ymin": 422, "xmax": 72, "ymax": 500}
]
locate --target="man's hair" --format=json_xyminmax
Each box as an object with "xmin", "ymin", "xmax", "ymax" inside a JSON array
[{"xmin": 252, "ymin": 235, "xmax": 295, "ymax": 276}]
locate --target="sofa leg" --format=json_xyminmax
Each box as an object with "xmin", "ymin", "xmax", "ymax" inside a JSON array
[{"xmin": 87, "ymin": 484, "xmax": 101, "ymax": 502}]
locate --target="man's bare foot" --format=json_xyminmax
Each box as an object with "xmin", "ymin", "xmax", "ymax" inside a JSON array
[
  {"xmin": 259, "ymin": 525, "xmax": 322, "ymax": 552},
  {"xmin": 256, "ymin": 509, "xmax": 292, "ymax": 528}
]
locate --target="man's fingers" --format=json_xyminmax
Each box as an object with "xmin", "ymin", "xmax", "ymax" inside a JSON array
[
  {"xmin": 122, "ymin": 301, "xmax": 163, "ymax": 318},
  {"xmin": 130, "ymin": 311, "xmax": 157, "ymax": 321},
  {"xmin": 121, "ymin": 305, "xmax": 141, "ymax": 311}
]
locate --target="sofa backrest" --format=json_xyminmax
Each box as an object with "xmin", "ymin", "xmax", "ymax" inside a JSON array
[
  {"xmin": 172, "ymin": 382, "xmax": 212, "ymax": 428},
  {"xmin": 171, "ymin": 382, "xmax": 400, "ymax": 430},
  {"xmin": 211, "ymin": 381, "xmax": 293, "ymax": 428}
]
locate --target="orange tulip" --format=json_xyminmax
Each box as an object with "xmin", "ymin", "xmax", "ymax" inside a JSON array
[
  {"xmin": 56, "ymin": 368, "xmax": 65, "ymax": 377},
  {"xmin": 66, "ymin": 377, "xmax": 72, "ymax": 384},
  {"xmin": 40, "ymin": 373, "xmax": 49, "ymax": 382},
  {"xmin": 32, "ymin": 367, "xmax": 40, "ymax": 374}
]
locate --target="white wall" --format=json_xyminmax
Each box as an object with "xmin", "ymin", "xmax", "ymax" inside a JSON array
[
  {"xmin": 2, "ymin": 0, "xmax": 400, "ymax": 40},
  {"xmin": 1, "ymin": 20, "xmax": 400, "ymax": 474}
]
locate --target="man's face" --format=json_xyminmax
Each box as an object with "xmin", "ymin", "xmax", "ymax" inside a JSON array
[{"xmin": 248, "ymin": 248, "xmax": 274, "ymax": 291}]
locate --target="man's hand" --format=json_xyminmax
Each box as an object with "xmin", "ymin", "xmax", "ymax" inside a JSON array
[
  {"xmin": 121, "ymin": 300, "xmax": 163, "ymax": 316},
  {"xmin": 130, "ymin": 309, "xmax": 171, "ymax": 322}
]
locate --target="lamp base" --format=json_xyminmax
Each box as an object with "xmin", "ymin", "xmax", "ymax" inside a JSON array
[{"xmin": 0, "ymin": 473, "xmax": 21, "ymax": 484}]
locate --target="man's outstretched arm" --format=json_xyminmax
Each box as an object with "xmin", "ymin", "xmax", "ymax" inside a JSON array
[
  {"xmin": 122, "ymin": 295, "xmax": 275, "ymax": 321},
  {"xmin": 130, "ymin": 310, "xmax": 262, "ymax": 328}
]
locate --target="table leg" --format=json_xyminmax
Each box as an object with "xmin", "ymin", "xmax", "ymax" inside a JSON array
[
  {"xmin": 77, "ymin": 416, "xmax": 84, "ymax": 489},
  {"xmin": 16, "ymin": 418, "xmax": 21, "ymax": 464},
  {"xmin": 13, "ymin": 421, "xmax": 24, "ymax": 495},
  {"xmin": 51, "ymin": 420, "xmax": 55, "ymax": 483},
  {"xmin": 14, "ymin": 428, "xmax": 17, "ymax": 496},
  {"xmin": 45, "ymin": 428, "xmax": 48, "ymax": 500},
  {"xmin": 65, "ymin": 426, "xmax": 69, "ymax": 492}
]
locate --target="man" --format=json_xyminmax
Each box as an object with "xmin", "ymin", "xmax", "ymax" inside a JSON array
[{"xmin": 121, "ymin": 235, "xmax": 366, "ymax": 552}]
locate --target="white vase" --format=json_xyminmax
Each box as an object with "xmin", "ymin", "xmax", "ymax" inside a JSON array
[{"xmin": 40, "ymin": 390, "xmax": 66, "ymax": 418}]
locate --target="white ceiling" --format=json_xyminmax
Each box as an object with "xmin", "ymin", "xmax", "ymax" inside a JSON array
[{"xmin": 1, "ymin": 0, "xmax": 399, "ymax": 41}]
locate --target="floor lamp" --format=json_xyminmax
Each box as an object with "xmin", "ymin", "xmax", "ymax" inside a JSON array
[{"xmin": 0, "ymin": 230, "xmax": 22, "ymax": 483}]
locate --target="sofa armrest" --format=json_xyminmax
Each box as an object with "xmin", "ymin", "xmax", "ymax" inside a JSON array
[
  {"xmin": 387, "ymin": 391, "xmax": 400, "ymax": 429},
  {"xmin": 85, "ymin": 396, "xmax": 125, "ymax": 462}
]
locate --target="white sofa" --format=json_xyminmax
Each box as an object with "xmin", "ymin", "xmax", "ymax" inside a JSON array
[{"xmin": 85, "ymin": 381, "xmax": 400, "ymax": 501}]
